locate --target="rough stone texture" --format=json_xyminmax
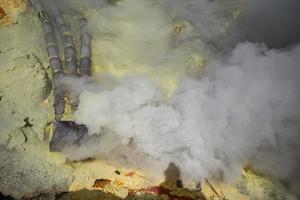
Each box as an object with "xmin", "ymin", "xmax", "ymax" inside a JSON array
[
  {"xmin": 0, "ymin": 147, "xmax": 72, "ymax": 199},
  {"xmin": 0, "ymin": 0, "xmax": 26, "ymax": 27},
  {"xmin": 236, "ymin": 170, "xmax": 297, "ymax": 200},
  {"xmin": 0, "ymin": 54, "xmax": 50, "ymax": 135},
  {"xmin": 0, "ymin": 9, "xmax": 73, "ymax": 200}
]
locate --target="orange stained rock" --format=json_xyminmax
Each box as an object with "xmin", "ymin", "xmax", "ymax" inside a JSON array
[
  {"xmin": 0, "ymin": 0, "xmax": 26, "ymax": 27},
  {"xmin": 93, "ymin": 179, "xmax": 112, "ymax": 189},
  {"xmin": 0, "ymin": 6, "xmax": 6, "ymax": 18},
  {"xmin": 1, "ymin": 0, "xmax": 24, "ymax": 8},
  {"xmin": 125, "ymin": 171, "xmax": 146, "ymax": 179},
  {"xmin": 129, "ymin": 185, "xmax": 205, "ymax": 200}
]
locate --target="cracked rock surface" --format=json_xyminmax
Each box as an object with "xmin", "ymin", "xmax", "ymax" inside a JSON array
[{"xmin": 0, "ymin": 8, "xmax": 73, "ymax": 200}]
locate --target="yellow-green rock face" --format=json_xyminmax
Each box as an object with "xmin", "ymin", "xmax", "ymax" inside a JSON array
[
  {"xmin": 0, "ymin": 9, "xmax": 73, "ymax": 199},
  {"xmin": 237, "ymin": 170, "xmax": 297, "ymax": 200}
]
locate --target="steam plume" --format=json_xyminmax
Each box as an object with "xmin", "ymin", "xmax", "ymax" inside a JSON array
[{"xmin": 51, "ymin": 0, "xmax": 300, "ymax": 196}]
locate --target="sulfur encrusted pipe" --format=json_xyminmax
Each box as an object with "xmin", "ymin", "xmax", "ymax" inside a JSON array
[
  {"xmin": 79, "ymin": 18, "xmax": 91, "ymax": 76},
  {"xmin": 28, "ymin": 0, "xmax": 65, "ymax": 120},
  {"xmin": 29, "ymin": 0, "xmax": 91, "ymax": 153},
  {"xmin": 49, "ymin": 4, "xmax": 77, "ymax": 76}
]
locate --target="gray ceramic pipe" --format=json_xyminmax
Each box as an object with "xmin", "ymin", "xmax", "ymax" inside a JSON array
[
  {"xmin": 28, "ymin": 0, "xmax": 65, "ymax": 120},
  {"xmin": 79, "ymin": 18, "xmax": 91, "ymax": 76},
  {"xmin": 50, "ymin": 4, "xmax": 77, "ymax": 76}
]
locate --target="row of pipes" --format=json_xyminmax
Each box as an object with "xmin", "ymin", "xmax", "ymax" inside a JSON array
[
  {"xmin": 28, "ymin": 0, "xmax": 91, "ymax": 120},
  {"xmin": 28, "ymin": 0, "xmax": 92, "ymax": 152}
]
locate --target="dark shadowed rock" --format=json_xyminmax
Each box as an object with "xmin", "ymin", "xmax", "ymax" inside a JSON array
[{"xmin": 49, "ymin": 121, "xmax": 88, "ymax": 152}]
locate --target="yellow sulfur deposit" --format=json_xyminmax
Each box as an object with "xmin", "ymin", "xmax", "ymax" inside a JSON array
[
  {"xmin": 92, "ymin": 54, "xmax": 205, "ymax": 98},
  {"xmin": 0, "ymin": 0, "xmax": 26, "ymax": 27},
  {"xmin": 68, "ymin": 159, "xmax": 161, "ymax": 198},
  {"xmin": 62, "ymin": 97, "xmax": 75, "ymax": 121}
]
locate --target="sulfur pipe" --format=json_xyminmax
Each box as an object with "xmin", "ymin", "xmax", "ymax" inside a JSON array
[
  {"xmin": 28, "ymin": 0, "xmax": 65, "ymax": 120},
  {"xmin": 79, "ymin": 18, "xmax": 91, "ymax": 76},
  {"xmin": 49, "ymin": 4, "xmax": 77, "ymax": 76}
]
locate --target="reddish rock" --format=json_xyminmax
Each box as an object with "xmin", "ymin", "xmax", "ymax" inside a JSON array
[
  {"xmin": 93, "ymin": 179, "xmax": 112, "ymax": 188},
  {"xmin": 0, "ymin": 6, "xmax": 6, "ymax": 18}
]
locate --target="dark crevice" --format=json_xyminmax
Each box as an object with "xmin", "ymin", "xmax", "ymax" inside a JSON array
[
  {"xmin": 0, "ymin": 192, "xmax": 15, "ymax": 200},
  {"xmin": 23, "ymin": 117, "xmax": 33, "ymax": 128}
]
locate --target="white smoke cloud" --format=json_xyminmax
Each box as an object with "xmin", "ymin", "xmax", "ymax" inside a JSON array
[
  {"xmin": 50, "ymin": 0, "xmax": 300, "ymax": 195},
  {"xmin": 73, "ymin": 42, "xmax": 300, "ymax": 184}
]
